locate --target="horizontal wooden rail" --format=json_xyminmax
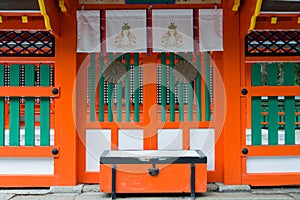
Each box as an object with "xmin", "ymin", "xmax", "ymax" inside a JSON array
[
  {"xmin": 0, "ymin": 146, "xmax": 59, "ymax": 157},
  {"xmin": 0, "ymin": 87, "xmax": 60, "ymax": 97},
  {"xmin": 78, "ymin": 4, "xmax": 221, "ymax": 10},
  {"xmin": 0, "ymin": 175, "xmax": 59, "ymax": 187},
  {"xmin": 242, "ymin": 86, "xmax": 300, "ymax": 97},
  {"xmin": 242, "ymin": 173, "xmax": 300, "ymax": 186},
  {"xmin": 86, "ymin": 121, "xmax": 213, "ymax": 129},
  {"xmin": 245, "ymin": 56, "xmax": 300, "ymax": 63},
  {"xmin": 241, "ymin": 145, "xmax": 300, "ymax": 157}
]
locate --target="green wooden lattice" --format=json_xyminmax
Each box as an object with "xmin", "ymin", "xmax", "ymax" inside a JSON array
[
  {"xmin": 251, "ymin": 63, "xmax": 262, "ymax": 145},
  {"xmin": 134, "ymin": 53, "xmax": 140, "ymax": 122},
  {"xmin": 40, "ymin": 64, "xmax": 50, "ymax": 146},
  {"xmin": 267, "ymin": 63, "xmax": 278, "ymax": 145},
  {"xmin": 0, "ymin": 65, "xmax": 4, "ymax": 146},
  {"xmin": 89, "ymin": 53, "xmax": 96, "ymax": 122},
  {"xmin": 25, "ymin": 64, "xmax": 35, "ymax": 146},
  {"xmin": 284, "ymin": 63, "xmax": 295, "ymax": 145},
  {"xmin": 160, "ymin": 53, "xmax": 167, "ymax": 122},
  {"xmin": 169, "ymin": 53, "xmax": 175, "ymax": 122},
  {"xmin": 9, "ymin": 64, "xmax": 20, "ymax": 146}
]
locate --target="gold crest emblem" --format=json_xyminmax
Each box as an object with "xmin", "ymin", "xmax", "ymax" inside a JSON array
[
  {"xmin": 161, "ymin": 22, "xmax": 183, "ymax": 48},
  {"xmin": 114, "ymin": 22, "xmax": 136, "ymax": 50}
]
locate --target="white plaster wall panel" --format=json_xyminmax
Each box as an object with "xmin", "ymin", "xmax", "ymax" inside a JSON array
[
  {"xmin": 247, "ymin": 156, "xmax": 300, "ymax": 173},
  {"xmin": 190, "ymin": 128, "xmax": 215, "ymax": 171},
  {"xmin": 0, "ymin": 158, "xmax": 54, "ymax": 175},
  {"xmin": 86, "ymin": 129, "xmax": 111, "ymax": 172},
  {"xmin": 158, "ymin": 129, "xmax": 182, "ymax": 150},
  {"xmin": 118, "ymin": 129, "xmax": 144, "ymax": 150}
]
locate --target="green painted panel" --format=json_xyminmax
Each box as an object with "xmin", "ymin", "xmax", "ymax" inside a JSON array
[
  {"xmin": 251, "ymin": 64, "xmax": 262, "ymax": 86},
  {"xmin": 251, "ymin": 64, "xmax": 262, "ymax": 145},
  {"xmin": 108, "ymin": 83, "xmax": 114, "ymax": 122},
  {"xmin": 0, "ymin": 64, "xmax": 4, "ymax": 146},
  {"xmin": 252, "ymin": 97, "xmax": 262, "ymax": 145},
  {"xmin": 187, "ymin": 52, "xmax": 194, "ymax": 122},
  {"xmin": 116, "ymin": 53, "xmax": 123, "ymax": 122},
  {"xmin": 125, "ymin": 53, "xmax": 131, "ymax": 122},
  {"xmin": 196, "ymin": 55, "xmax": 201, "ymax": 121},
  {"xmin": 89, "ymin": 53, "xmax": 96, "ymax": 122},
  {"xmin": 107, "ymin": 53, "xmax": 115, "ymax": 122},
  {"xmin": 188, "ymin": 82, "xmax": 193, "ymax": 122},
  {"xmin": 178, "ymin": 53, "xmax": 184, "ymax": 122},
  {"xmin": 160, "ymin": 53, "xmax": 167, "ymax": 122},
  {"xmin": 178, "ymin": 83, "xmax": 184, "ymax": 122},
  {"xmin": 204, "ymin": 52, "xmax": 210, "ymax": 121},
  {"xmin": 25, "ymin": 64, "xmax": 35, "ymax": 146},
  {"xmin": 187, "ymin": 52, "xmax": 193, "ymax": 62},
  {"xmin": 40, "ymin": 64, "xmax": 50, "ymax": 146},
  {"xmin": 284, "ymin": 63, "xmax": 295, "ymax": 145},
  {"xmin": 134, "ymin": 53, "xmax": 140, "ymax": 122},
  {"xmin": 116, "ymin": 83, "xmax": 122, "ymax": 122},
  {"xmin": 9, "ymin": 64, "xmax": 20, "ymax": 146},
  {"xmin": 267, "ymin": 63, "xmax": 278, "ymax": 145},
  {"xmin": 169, "ymin": 53, "xmax": 175, "ymax": 122},
  {"xmin": 99, "ymin": 55, "xmax": 105, "ymax": 122}
]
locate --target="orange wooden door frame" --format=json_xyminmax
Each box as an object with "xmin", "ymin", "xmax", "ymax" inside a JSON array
[
  {"xmin": 0, "ymin": 3, "xmax": 78, "ymax": 186},
  {"xmin": 239, "ymin": 0, "xmax": 300, "ymax": 186},
  {"xmin": 76, "ymin": 51, "xmax": 224, "ymax": 183},
  {"xmin": 222, "ymin": 1, "xmax": 242, "ymax": 185}
]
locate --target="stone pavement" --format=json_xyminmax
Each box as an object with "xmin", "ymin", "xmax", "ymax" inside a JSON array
[{"xmin": 0, "ymin": 184, "xmax": 299, "ymax": 200}]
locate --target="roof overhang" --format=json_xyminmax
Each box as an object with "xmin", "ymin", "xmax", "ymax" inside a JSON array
[
  {"xmin": 239, "ymin": 0, "xmax": 300, "ymax": 35},
  {"xmin": 0, "ymin": 0, "xmax": 73, "ymax": 37}
]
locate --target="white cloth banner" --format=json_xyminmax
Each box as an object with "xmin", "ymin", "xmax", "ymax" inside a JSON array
[
  {"xmin": 76, "ymin": 10, "xmax": 101, "ymax": 53},
  {"xmin": 199, "ymin": 9, "xmax": 223, "ymax": 51},
  {"xmin": 152, "ymin": 9, "xmax": 194, "ymax": 53},
  {"xmin": 106, "ymin": 10, "xmax": 147, "ymax": 53}
]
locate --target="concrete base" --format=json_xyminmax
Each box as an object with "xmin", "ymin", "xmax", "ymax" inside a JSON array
[
  {"xmin": 207, "ymin": 183, "xmax": 219, "ymax": 192},
  {"xmin": 1, "ymin": 184, "xmax": 300, "ymax": 200},
  {"xmin": 82, "ymin": 184, "xmax": 100, "ymax": 193},
  {"xmin": 49, "ymin": 184, "xmax": 84, "ymax": 194},
  {"xmin": 215, "ymin": 182, "xmax": 251, "ymax": 192},
  {"xmin": 0, "ymin": 194, "xmax": 15, "ymax": 200}
]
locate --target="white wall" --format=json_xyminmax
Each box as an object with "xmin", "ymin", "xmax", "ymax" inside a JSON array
[
  {"xmin": 0, "ymin": 158, "xmax": 54, "ymax": 175},
  {"xmin": 86, "ymin": 129, "xmax": 111, "ymax": 172},
  {"xmin": 247, "ymin": 156, "xmax": 300, "ymax": 173}
]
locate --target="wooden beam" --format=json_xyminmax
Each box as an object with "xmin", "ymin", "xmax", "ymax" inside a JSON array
[
  {"xmin": 239, "ymin": 0, "xmax": 258, "ymax": 36},
  {"xmin": 232, "ymin": 0, "xmax": 240, "ymax": 11},
  {"xmin": 0, "ymin": 87, "xmax": 60, "ymax": 98},
  {"xmin": 249, "ymin": 0, "xmax": 263, "ymax": 30},
  {"xmin": 0, "ymin": 146, "xmax": 60, "ymax": 157},
  {"xmin": 0, "ymin": 17, "xmax": 46, "ymax": 30},
  {"xmin": 77, "ymin": 4, "xmax": 220, "ymax": 9},
  {"xmin": 38, "ymin": 0, "xmax": 61, "ymax": 37},
  {"xmin": 0, "ymin": 1, "xmax": 60, "ymax": 37},
  {"xmin": 255, "ymin": 15, "xmax": 300, "ymax": 30},
  {"xmin": 58, "ymin": 0, "xmax": 73, "ymax": 16},
  {"xmin": 79, "ymin": 0, "xmax": 221, "ymax": 4},
  {"xmin": 175, "ymin": 0, "xmax": 221, "ymax": 3},
  {"xmin": 223, "ymin": 1, "xmax": 242, "ymax": 184},
  {"xmin": 79, "ymin": 0, "xmax": 124, "ymax": 4}
]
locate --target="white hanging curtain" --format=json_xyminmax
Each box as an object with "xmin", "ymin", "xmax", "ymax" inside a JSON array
[
  {"xmin": 76, "ymin": 10, "xmax": 101, "ymax": 53},
  {"xmin": 199, "ymin": 9, "xmax": 223, "ymax": 52},
  {"xmin": 152, "ymin": 9, "xmax": 194, "ymax": 53},
  {"xmin": 106, "ymin": 10, "xmax": 147, "ymax": 53}
]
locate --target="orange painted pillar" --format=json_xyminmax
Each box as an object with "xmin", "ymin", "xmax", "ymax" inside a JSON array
[
  {"xmin": 54, "ymin": 5, "xmax": 78, "ymax": 185},
  {"xmin": 142, "ymin": 54, "xmax": 158, "ymax": 150},
  {"xmin": 222, "ymin": 2, "xmax": 242, "ymax": 184}
]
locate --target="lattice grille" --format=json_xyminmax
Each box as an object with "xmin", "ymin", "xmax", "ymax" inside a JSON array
[
  {"xmin": 103, "ymin": 65, "xmax": 144, "ymax": 104},
  {"xmin": 246, "ymin": 31, "xmax": 300, "ymax": 56},
  {"xmin": 0, "ymin": 31, "xmax": 55, "ymax": 57}
]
